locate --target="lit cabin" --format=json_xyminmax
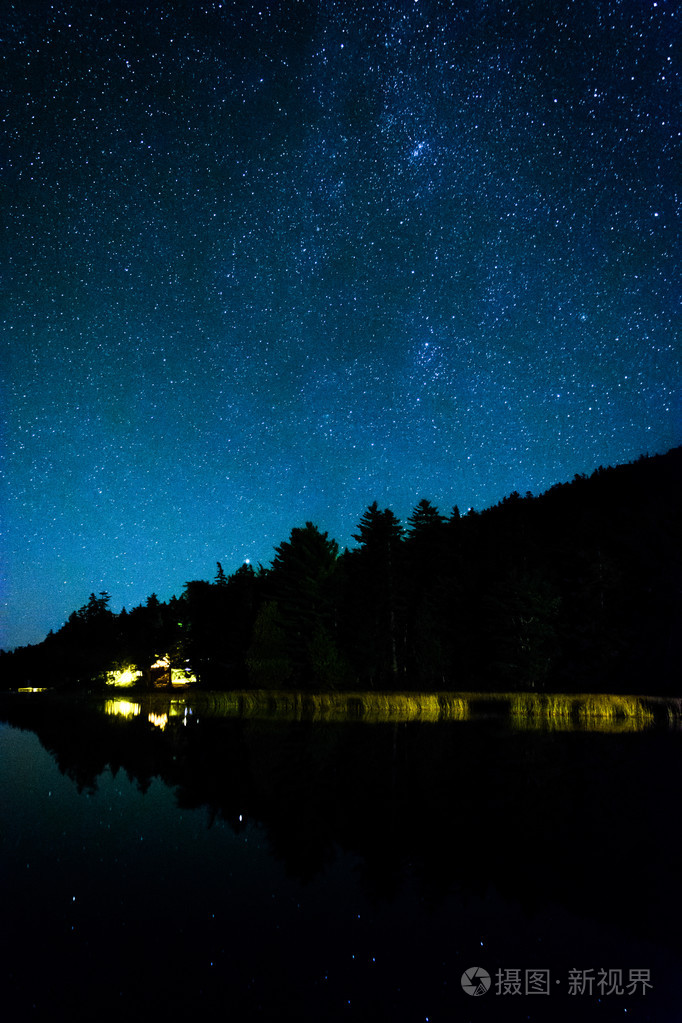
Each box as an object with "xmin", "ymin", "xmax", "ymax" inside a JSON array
[{"xmin": 106, "ymin": 657, "xmax": 196, "ymax": 688}]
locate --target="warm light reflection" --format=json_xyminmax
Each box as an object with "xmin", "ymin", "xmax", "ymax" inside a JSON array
[
  {"xmin": 104, "ymin": 700, "xmax": 141, "ymax": 719},
  {"xmin": 96, "ymin": 691, "xmax": 678, "ymax": 731},
  {"xmin": 106, "ymin": 667, "xmax": 143, "ymax": 687},
  {"xmin": 17, "ymin": 687, "xmax": 48, "ymax": 693},
  {"xmin": 99, "ymin": 696, "xmax": 195, "ymax": 728}
]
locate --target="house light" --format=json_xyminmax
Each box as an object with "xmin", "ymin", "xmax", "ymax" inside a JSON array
[{"xmin": 106, "ymin": 667, "xmax": 143, "ymax": 687}]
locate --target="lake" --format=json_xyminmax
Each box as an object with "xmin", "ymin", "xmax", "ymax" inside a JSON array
[{"xmin": 1, "ymin": 690, "xmax": 680, "ymax": 1022}]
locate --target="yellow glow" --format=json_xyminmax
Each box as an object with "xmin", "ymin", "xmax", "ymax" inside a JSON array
[
  {"xmin": 17, "ymin": 687, "xmax": 48, "ymax": 693},
  {"xmin": 181, "ymin": 691, "xmax": 675, "ymax": 729},
  {"xmin": 190, "ymin": 691, "xmax": 471, "ymax": 723},
  {"xmin": 170, "ymin": 668, "xmax": 197, "ymax": 686},
  {"xmin": 509, "ymin": 693, "xmax": 655, "ymax": 733},
  {"xmin": 96, "ymin": 691, "xmax": 677, "ymax": 731},
  {"xmin": 104, "ymin": 699, "xmax": 141, "ymax": 719},
  {"xmin": 168, "ymin": 699, "xmax": 191, "ymax": 716},
  {"xmin": 151, "ymin": 656, "xmax": 170, "ymax": 670},
  {"xmin": 106, "ymin": 667, "xmax": 143, "ymax": 687},
  {"xmin": 148, "ymin": 712, "xmax": 168, "ymax": 730}
]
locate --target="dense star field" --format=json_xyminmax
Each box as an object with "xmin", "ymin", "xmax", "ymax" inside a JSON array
[{"xmin": 3, "ymin": 0, "xmax": 680, "ymax": 649}]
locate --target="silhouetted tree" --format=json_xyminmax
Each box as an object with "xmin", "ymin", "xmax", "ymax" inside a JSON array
[
  {"xmin": 245, "ymin": 600, "xmax": 293, "ymax": 688},
  {"xmin": 481, "ymin": 573, "xmax": 561, "ymax": 689},
  {"xmin": 404, "ymin": 501, "xmax": 450, "ymax": 686},
  {"xmin": 264, "ymin": 522, "xmax": 345, "ymax": 687},
  {"xmin": 407, "ymin": 499, "xmax": 445, "ymax": 538},
  {"xmin": 343, "ymin": 503, "xmax": 405, "ymax": 687},
  {"xmin": 2, "ymin": 448, "xmax": 679, "ymax": 694}
]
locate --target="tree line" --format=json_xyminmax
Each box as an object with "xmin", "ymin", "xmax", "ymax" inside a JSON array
[{"xmin": 2, "ymin": 447, "xmax": 679, "ymax": 694}]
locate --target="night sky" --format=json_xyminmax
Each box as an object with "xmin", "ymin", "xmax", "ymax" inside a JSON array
[{"xmin": 3, "ymin": 0, "xmax": 680, "ymax": 649}]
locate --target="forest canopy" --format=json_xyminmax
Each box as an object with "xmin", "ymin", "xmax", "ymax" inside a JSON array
[{"xmin": 2, "ymin": 448, "xmax": 680, "ymax": 695}]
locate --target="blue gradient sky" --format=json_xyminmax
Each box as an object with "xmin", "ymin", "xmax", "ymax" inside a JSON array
[{"xmin": 3, "ymin": 0, "xmax": 680, "ymax": 648}]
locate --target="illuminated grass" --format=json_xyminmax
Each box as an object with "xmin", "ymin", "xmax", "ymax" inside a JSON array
[
  {"xmin": 509, "ymin": 693, "xmax": 656, "ymax": 732},
  {"xmin": 100, "ymin": 690, "xmax": 470, "ymax": 723},
  {"xmin": 98, "ymin": 690, "xmax": 680, "ymax": 730}
]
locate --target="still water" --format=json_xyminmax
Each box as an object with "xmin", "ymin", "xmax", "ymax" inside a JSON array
[{"xmin": 1, "ymin": 691, "xmax": 680, "ymax": 1022}]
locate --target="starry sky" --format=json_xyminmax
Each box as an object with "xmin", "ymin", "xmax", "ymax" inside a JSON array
[{"xmin": 3, "ymin": 0, "xmax": 680, "ymax": 649}]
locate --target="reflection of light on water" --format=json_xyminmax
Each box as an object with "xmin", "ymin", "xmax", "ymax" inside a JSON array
[
  {"xmin": 104, "ymin": 700, "xmax": 141, "ymax": 719},
  {"xmin": 17, "ymin": 687, "xmax": 48, "ymax": 693},
  {"xmin": 96, "ymin": 691, "xmax": 678, "ymax": 731},
  {"xmin": 106, "ymin": 667, "xmax": 143, "ymax": 687},
  {"xmin": 101, "ymin": 696, "xmax": 194, "ymax": 727},
  {"xmin": 169, "ymin": 700, "xmax": 193, "ymax": 718},
  {"xmin": 509, "ymin": 694, "xmax": 655, "ymax": 733}
]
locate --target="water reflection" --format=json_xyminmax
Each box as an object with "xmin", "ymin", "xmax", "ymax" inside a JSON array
[
  {"xmin": 103, "ymin": 698, "xmax": 141, "ymax": 718},
  {"xmin": 1, "ymin": 688, "xmax": 680, "ymax": 1021},
  {"xmin": 99, "ymin": 689, "xmax": 679, "ymax": 732},
  {"xmin": 148, "ymin": 711, "xmax": 168, "ymax": 730}
]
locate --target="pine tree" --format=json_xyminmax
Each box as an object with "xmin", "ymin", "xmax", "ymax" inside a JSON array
[
  {"xmin": 407, "ymin": 499, "xmax": 445, "ymax": 538},
  {"xmin": 268, "ymin": 522, "xmax": 341, "ymax": 684},
  {"xmin": 347, "ymin": 504, "xmax": 404, "ymax": 685},
  {"xmin": 245, "ymin": 601, "xmax": 293, "ymax": 688},
  {"xmin": 404, "ymin": 501, "xmax": 448, "ymax": 685}
]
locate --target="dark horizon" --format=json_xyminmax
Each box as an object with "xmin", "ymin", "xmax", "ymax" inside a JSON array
[
  {"xmin": 3, "ymin": 447, "xmax": 679, "ymax": 698},
  {"xmin": 2, "ymin": 445, "xmax": 677, "ymax": 653}
]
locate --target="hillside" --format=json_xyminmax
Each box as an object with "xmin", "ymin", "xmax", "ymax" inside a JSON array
[{"xmin": 2, "ymin": 447, "xmax": 680, "ymax": 694}]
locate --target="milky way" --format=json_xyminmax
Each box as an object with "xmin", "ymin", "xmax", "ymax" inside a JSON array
[{"xmin": 3, "ymin": 0, "xmax": 680, "ymax": 647}]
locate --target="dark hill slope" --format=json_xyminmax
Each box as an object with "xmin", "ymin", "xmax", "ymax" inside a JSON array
[{"xmin": 1, "ymin": 448, "xmax": 680, "ymax": 694}]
